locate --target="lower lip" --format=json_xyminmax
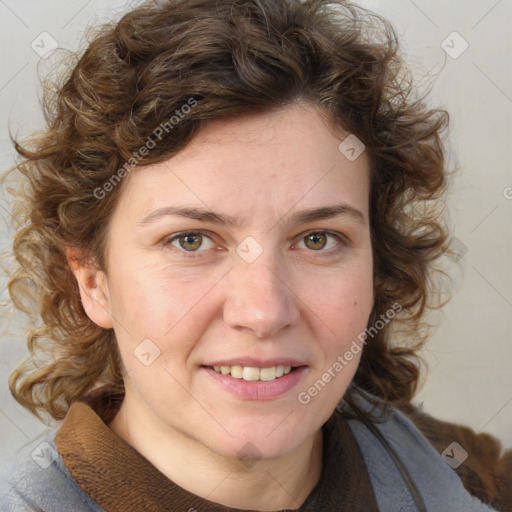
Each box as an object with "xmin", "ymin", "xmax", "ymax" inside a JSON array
[{"xmin": 202, "ymin": 366, "xmax": 307, "ymax": 400}]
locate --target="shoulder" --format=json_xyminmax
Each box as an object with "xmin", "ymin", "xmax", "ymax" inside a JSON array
[
  {"xmin": 399, "ymin": 402, "xmax": 512, "ymax": 512},
  {"xmin": 341, "ymin": 390, "xmax": 504, "ymax": 512},
  {"xmin": 0, "ymin": 428, "xmax": 104, "ymax": 512}
]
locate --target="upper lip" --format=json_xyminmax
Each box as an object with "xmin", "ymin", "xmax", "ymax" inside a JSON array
[{"xmin": 203, "ymin": 358, "xmax": 307, "ymax": 368}]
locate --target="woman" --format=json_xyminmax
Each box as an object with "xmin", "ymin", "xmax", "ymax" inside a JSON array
[{"xmin": 1, "ymin": 0, "xmax": 510, "ymax": 510}]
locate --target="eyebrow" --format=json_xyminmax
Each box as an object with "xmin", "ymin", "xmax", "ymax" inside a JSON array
[{"xmin": 138, "ymin": 203, "xmax": 365, "ymax": 228}]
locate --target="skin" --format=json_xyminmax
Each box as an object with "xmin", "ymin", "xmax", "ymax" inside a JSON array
[{"xmin": 68, "ymin": 101, "xmax": 374, "ymax": 510}]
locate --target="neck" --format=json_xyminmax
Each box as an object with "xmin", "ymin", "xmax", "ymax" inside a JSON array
[{"xmin": 108, "ymin": 397, "xmax": 323, "ymax": 510}]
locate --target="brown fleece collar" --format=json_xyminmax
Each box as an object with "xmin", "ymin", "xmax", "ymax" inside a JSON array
[{"xmin": 55, "ymin": 402, "xmax": 378, "ymax": 512}]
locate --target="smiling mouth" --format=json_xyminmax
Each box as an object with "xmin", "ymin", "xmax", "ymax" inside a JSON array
[{"xmin": 206, "ymin": 365, "xmax": 299, "ymax": 382}]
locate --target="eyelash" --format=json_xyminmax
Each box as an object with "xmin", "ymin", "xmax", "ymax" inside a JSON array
[{"xmin": 162, "ymin": 230, "xmax": 347, "ymax": 259}]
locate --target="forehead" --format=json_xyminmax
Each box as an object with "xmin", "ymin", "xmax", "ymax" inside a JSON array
[{"xmin": 115, "ymin": 102, "xmax": 370, "ymax": 225}]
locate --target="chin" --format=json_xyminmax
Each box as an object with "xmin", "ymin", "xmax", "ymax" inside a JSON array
[{"xmin": 203, "ymin": 415, "xmax": 317, "ymax": 463}]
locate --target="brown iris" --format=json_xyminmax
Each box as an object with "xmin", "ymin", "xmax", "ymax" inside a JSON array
[
  {"xmin": 304, "ymin": 232, "xmax": 327, "ymax": 250},
  {"xmin": 179, "ymin": 233, "xmax": 203, "ymax": 251}
]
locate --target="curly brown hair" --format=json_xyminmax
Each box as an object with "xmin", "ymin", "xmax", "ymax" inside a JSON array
[{"xmin": 4, "ymin": 0, "xmax": 449, "ymax": 422}]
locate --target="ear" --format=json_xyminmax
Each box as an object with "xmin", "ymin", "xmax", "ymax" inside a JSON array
[{"xmin": 66, "ymin": 247, "xmax": 114, "ymax": 329}]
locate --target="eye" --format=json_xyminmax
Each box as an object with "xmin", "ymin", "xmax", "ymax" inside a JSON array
[
  {"xmin": 165, "ymin": 231, "xmax": 215, "ymax": 254},
  {"xmin": 295, "ymin": 231, "xmax": 344, "ymax": 253}
]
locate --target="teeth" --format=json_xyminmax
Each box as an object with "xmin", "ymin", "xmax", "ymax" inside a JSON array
[
  {"xmin": 231, "ymin": 365, "xmax": 243, "ymax": 379},
  {"xmin": 259, "ymin": 367, "xmax": 276, "ymax": 381},
  {"xmin": 211, "ymin": 364, "xmax": 294, "ymax": 381},
  {"xmin": 243, "ymin": 367, "xmax": 260, "ymax": 381}
]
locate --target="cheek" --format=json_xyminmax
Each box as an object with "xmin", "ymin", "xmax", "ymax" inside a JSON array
[
  {"xmin": 107, "ymin": 265, "xmax": 220, "ymax": 360},
  {"xmin": 306, "ymin": 266, "xmax": 374, "ymax": 340}
]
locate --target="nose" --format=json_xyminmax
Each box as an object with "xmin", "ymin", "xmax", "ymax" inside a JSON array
[{"xmin": 222, "ymin": 255, "xmax": 301, "ymax": 339}]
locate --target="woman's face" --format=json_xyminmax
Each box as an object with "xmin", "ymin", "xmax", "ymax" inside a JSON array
[{"xmin": 84, "ymin": 102, "xmax": 374, "ymax": 460}]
